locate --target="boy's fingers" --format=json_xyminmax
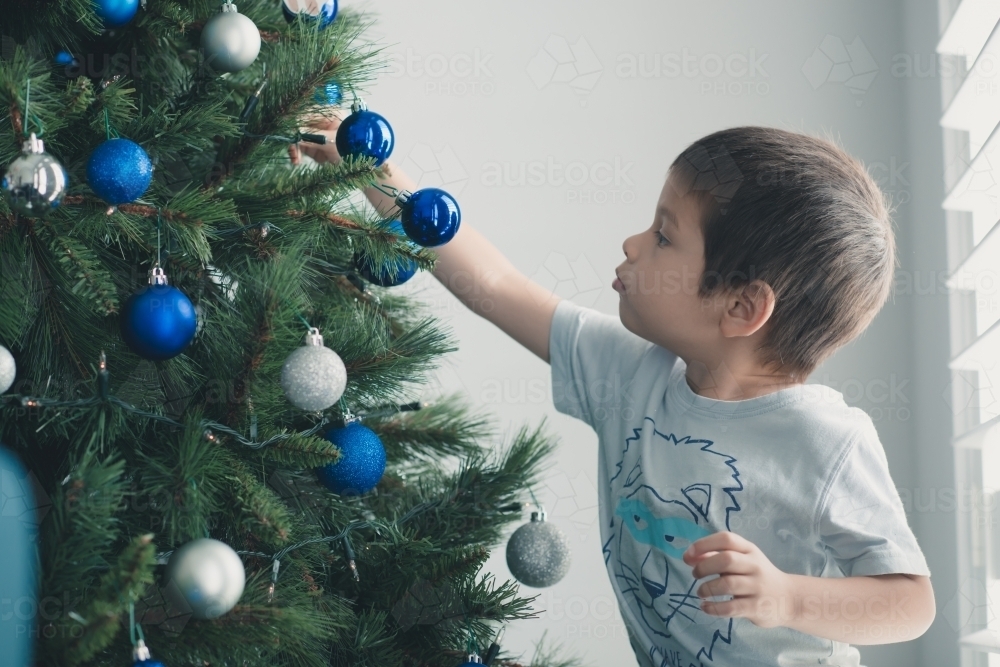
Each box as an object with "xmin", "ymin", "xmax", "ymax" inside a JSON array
[
  {"xmin": 691, "ymin": 551, "xmax": 754, "ymax": 579},
  {"xmin": 685, "ymin": 531, "xmax": 752, "ymax": 558},
  {"xmin": 695, "ymin": 574, "xmax": 753, "ymax": 602},
  {"xmin": 700, "ymin": 596, "xmax": 748, "ymax": 619}
]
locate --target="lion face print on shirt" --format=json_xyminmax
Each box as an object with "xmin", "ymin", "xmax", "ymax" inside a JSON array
[{"xmin": 605, "ymin": 416, "xmax": 744, "ymax": 667}]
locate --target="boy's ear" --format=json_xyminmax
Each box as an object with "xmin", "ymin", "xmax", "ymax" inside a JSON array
[{"xmin": 719, "ymin": 280, "xmax": 776, "ymax": 338}]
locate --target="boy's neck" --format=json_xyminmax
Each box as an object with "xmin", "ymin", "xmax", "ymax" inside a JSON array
[{"xmin": 684, "ymin": 362, "xmax": 803, "ymax": 402}]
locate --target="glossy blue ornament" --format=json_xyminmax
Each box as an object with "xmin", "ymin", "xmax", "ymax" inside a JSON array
[
  {"xmin": 397, "ymin": 187, "xmax": 461, "ymax": 247},
  {"xmin": 316, "ymin": 420, "xmax": 386, "ymax": 495},
  {"xmin": 314, "ymin": 81, "xmax": 343, "ymax": 106},
  {"xmin": 335, "ymin": 100, "xmax": 394, "ymax": 167},
  {"xmin": 120, "ymin": 266, "xmax": 198, "ymax": 361},
  {"xmin": 54, "ymin": 50, "xmax": 76, "ymax": 66},
  {"xmin": 354, "ymin": 220, "xmax": 418, "ymax": 287},
  {"xmin": 93, "ymin": 0, "xmax": 140, "ymax": 26},
  {"xmin": 86, "ymin": 138, "xmax": 153, "ymax": 206},
  {"xmin": 0, "ymin": 444, "xmax": 38, "ymax": 667},
  {"xmin": 281, "ymin": 0, "xmax": 337, "ymax": 28}
]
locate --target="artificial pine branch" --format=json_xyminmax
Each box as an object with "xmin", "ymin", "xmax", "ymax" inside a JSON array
[{"xmin": 53, "ymin": 533, "xmax": 158, "ymax": 666}]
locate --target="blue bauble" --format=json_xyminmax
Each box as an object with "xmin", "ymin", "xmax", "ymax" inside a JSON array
[
  {"xmin": 93, "ymin": 0, "xmax": 140, "ymax": 26},
  {"xmin": 282, "ymin": 0, "xmax": 337, "ymax": 28},
  {"xmin": 54, "ymin": 50, "xmax": 76, "ymax": 66},
  {"xmin": 400, "ymin": 188, "xmax": 461, "ymax": 247},
  {"xmin": 314, "ymin": 81, "xmax": 343, "ymax": 106},
  {"xmin": 316, "ymin": 421, "xmax": 386, "ymax": 495},
  {"xmin": 354, "ymin": 220, "xmax": 418, "ymax": 287},
  {"xmin": 86, "ymin": 138, "xmax": 153, "ymax": 205},
  {"xmin": 335, "ymin": 109, "xmax": 394, "ymax": 167},
  {"xmin": 120, "ymin": 284, "xmax": 198, "ymax": 361},
  {"xmin": 133, "ymin": 660, "xmax": 166, "ymax": 667}
]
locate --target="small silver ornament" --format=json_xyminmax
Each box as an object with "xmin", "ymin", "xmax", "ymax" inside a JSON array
[
  {"xmin": 280, "ymin": 327, "xmax": 347, "ymax": 412},
  {"xmin": 506, "ymin": 509, "xmax": 571, "ymax": 588},
  {"xmin": 163, "ymin": 538, "xmax": 246, "ymax": 620},
  {"xmin": 1, "ymin": 133, "xmax": 69, "ymax": 217},
  {"xmin": 201, "ymin": 1, "xmax": 261, "ymax": 73},
  {"xmin": 0, "ymin": 344, "xmax": 15, "ymax": 394}
]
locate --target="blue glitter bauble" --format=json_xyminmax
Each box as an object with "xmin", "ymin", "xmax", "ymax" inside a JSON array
[
  {"xmin": 281, "ymin": 0, "xmax": 337, "ymax": 28},
  {"xmin": 354, "ymin": 220, "xmax": 418, "ymax": 287},
  {"xmin": 120, "ymin": 285, "xmax": 198, "ymax": 361},
  {"xmin": 93, "ymin": 0, "xmax": 140, "ymax": 26},
  {"xmin": 316, "ymin": 422, "xmax": 386, "ymax": 496},
  {"xmin": 133, "ymin": 660, "xmax": 166, "ymax": 667},
  {"xmin": 314, "ymin": 81, "xmax": 343, "ymax": 106},
  {"xmin": 400, "ymin": 188, "xmax": 461, "ymax": 247},
  {"xmin": 335, "ymin": 109, "xmax": 394, "ymax": 167},
  {"xmin": 86, "ymin": 138, "xmax": 153, "ymax": 205}
]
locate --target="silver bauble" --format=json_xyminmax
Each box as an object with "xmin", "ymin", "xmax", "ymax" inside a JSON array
[
  {"xmin": 201, "ymin": 2, "xmax": 261, "ymax": 73},
  {"xmin": 506, "ymin": 510, "xmax": 571, "ymax": 588},
  {"xmin": 164, "ymin": 538, "xmax": 245, "ymax": 620},
  {"xmin": 0, "ymin": 344, "xmax": 15, "ymax": 394},
  {"xmin": 280, "ymin": 327, "xmax": 347, "ymax": 411},
  {"xmin": 2, "ymin": 133, "xmax": 68, "ymax": 217}
]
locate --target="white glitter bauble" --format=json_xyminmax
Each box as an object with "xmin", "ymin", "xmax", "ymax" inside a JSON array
[
  {"xmin": 201, "ymin": 2, "xmax": 261, "ymax": 73},
  {"xmin": 164, "ymin": 538, "xmax": 246, "ymax": 620},
  {"xmin": 280, "ymin": 327, "xmax": 347, "ymax": 412},
  {"xmin": 0, "ymin": 344, "xmax": 15, "ymax": 394},
  {"xmin": 506, "ymin": 510, "xmax": 571, "ymax": 588}
]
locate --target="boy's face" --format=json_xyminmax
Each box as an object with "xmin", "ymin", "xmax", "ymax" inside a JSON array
[{"xmin": 614, "ymin": 171, "xmax": 721, "ymax": 356}]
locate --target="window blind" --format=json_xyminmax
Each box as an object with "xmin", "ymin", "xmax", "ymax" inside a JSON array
[{"xmin": 939, "ymin": 0, "xmax": 1000, "ymax": 660}]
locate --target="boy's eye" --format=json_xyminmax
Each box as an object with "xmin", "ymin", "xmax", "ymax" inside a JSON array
[{"xmin": 654, "ymin": 230, "xmax": 670, "ymax": 247}]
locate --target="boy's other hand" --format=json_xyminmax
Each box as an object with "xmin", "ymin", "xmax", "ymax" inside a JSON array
[
  {"xmin": 288, "ymin": 107, "xmax": 349, "ymax": 165},
  {"xmin": 683, "ymin": 530, "xmax": 795, "ymax": 629}
]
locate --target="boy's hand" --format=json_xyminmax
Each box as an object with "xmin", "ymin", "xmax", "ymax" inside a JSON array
[
  {"xmin": 683, "ymin": 530, "xmax": 795, "ymax": 629},
  {"xmin": 288, "ymin": 107, "xmax": 349, "ymax": 165}
]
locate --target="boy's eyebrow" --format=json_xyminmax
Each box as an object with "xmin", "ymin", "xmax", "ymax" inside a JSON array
[{"xmin": 658, "ymin": 205, "xmax": 679, "ymax": 232}]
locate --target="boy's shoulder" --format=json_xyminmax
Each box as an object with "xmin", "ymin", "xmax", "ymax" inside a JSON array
[{"xmin": 681, "ymin": 379, "xmax": 877, "ymax": 452}]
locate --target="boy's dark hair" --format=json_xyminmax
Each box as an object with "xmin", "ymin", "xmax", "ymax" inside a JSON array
[{"xmin": 668, "ymin": 125, "xmax": 897, "ymax": 381}]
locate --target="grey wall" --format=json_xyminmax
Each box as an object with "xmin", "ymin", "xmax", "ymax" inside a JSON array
[{"xmin": 355, "ymin": 1, "xmax": 957, "ymax": 665}]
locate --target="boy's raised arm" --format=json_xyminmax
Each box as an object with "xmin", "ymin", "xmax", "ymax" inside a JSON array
[{"xmin": 290, "ymin": 118, "xmax": 561, "ymax": 363}]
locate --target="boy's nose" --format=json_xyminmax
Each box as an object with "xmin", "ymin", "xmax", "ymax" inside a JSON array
[{"xmin": 622, "ymin": 234, "xmax": 637, "ymax": 261}]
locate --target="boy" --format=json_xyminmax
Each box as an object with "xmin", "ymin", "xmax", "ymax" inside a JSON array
[{"xmin": 291, "ymin": 120, "xmax": 935, "ymax": 667}]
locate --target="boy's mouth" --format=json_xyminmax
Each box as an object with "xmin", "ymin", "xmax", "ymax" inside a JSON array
[{"xmin": 613, "ymin": 271, "xmax": 625, "ymax": 294}]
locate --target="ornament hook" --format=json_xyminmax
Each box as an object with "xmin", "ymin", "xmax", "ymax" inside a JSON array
[
  {"xmin": 149, "ymin": 266, "xmax": 169, "ymax": 286},
  {"xmin": 305, "ymin": 327, "xmax": 324, "ymax": 346}
]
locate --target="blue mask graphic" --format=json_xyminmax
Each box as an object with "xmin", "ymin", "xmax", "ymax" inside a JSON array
[{"xmin": 615, "ymin": 496, "xmax": 714, "ymax": 559}]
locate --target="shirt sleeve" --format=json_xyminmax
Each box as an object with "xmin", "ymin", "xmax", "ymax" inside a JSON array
[
  {"xmin": 548, "ymin": 298, "xmax": 659, "ymax": 430},
  {"xmin": 817, "ymin": 422, "xmax": 931, "ymax": 577}
]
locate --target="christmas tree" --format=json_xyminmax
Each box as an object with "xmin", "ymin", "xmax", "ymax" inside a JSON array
[{"xmin": 0, "ymin": 2, "xmax": 579, "ymax": 665}]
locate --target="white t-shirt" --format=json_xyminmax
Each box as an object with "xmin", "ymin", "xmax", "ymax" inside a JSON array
[{"xmin": 548, "ymin": 299, "xmax": 930, "ymax": 667}]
